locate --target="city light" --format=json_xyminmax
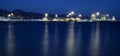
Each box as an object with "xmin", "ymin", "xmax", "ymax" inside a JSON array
[
  {"xmin": 45, "ymin": 13, "xmax": 48, "ymax": 17},
  {"xmin": 112, "ymin": 16, "xmax": 116, "ymax": 21},
  {"xmin": 92, "ymin": 14, "xmax": 95, "ymax": 17},
  {"xmin": 69, "ymin": 13, "xmax": 72, "ymax": 16},
  {"xmin": 71, "ymin": 11, "xmax": 74, "ymax": 15},
  {"xmin": 55, "ymin": 14, "xmax": 58, "ymax": 18},
  {"xmin": 42, "ymin": 13, "xmax": 49, "ymax": 21},
  {"xmin": 78, "ymin": 14, "xmax": 82, "ymax": 17},
  {"xmin": 67, "ymin": 15, "xmax": 69, "ymax": 17},
  {"xmin": 11, "ymin": 13, "xmax": 14, "ymax": 16},
  {"xmin": 8, "ymin": 13, "xmax": 14, "ymax": 17},
  {"xmin": 8, "ymin": 14, "xmax": 11, "ymax": 17},
  {"xmin": 96, "ymin": 12, "xmax": 100, "ymax": 16},
  {"xmin": 0, "ymin": 11, "xmax": 117, "ymax": 22},
  {"xmin": 107, "ymin": 14, "xmax": 109, "ymax": 17}
]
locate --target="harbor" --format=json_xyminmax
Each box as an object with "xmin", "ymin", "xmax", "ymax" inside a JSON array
[{"xmin": 0, "ymin": 11, "xmax": 117, "ymax": 22}]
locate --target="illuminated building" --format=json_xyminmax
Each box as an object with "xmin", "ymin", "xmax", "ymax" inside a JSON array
[
  {"xmin": 101, "ymin": 14, "xmax": 107, "ymax": 21},
  {"xmin": 42, "ymin": 13, "xmax": 49, "ymax": 21},
  {"xmin": 112, "ymin": 16, "xmax": 116, "ymax": 21},
  {"xmin": 91, "ymin": 14, "xmax": 96, "ymax": 20}
]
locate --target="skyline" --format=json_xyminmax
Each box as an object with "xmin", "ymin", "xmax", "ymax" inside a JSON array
[{"xmin": 0, "ymin": 0, "xmax": 120, "ymax": 19}]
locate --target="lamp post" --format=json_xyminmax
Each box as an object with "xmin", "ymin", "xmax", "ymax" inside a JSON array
[
  {"xmin": 42, "ymin": 13, "xmax": 49, "ymax": 21},
  {"xmin": 68, "ymin": 13, "xmax": 72, "ymax": 16},
  {"xmin": 7, "ymin": 13, "xmax": 14, "ymax": 20},
  {"xmin": 53, "ymin": 14, "xmax": 58, "ymax": 21},
  {"xmin": 96, "ymin": 12, "xmax": 100, "ymax": 16},
  {"xmin": 67, "ymin": 15, "xmax": 69, "ymax": 18},
  {"xmin": 106, "ymin": 14, "xmax": 109, "ymax": 17},
  {"xmin": 96, "ymin": 12, "xmax": 100, "ymax": 20},
  {"xmin": 8, "ymin": 13, "xmax": 14, "ymax": 17},
  {"xmin": 112, "ymin": 16, "xmax": 116, "ymax": 21},
  {"xmin": 11, "ymin": 13, "xmax": 14, "ymax": 16},
  {"xmin": 78, "ymin": 14, "xmax": 82, "ymax": 18},
  {"xmin": 106, "ymin": 14, "xmax": 109, "ymax": 20},
  {"xmin": 8, "ymin": 14, "xmax": 11, "ymax": 17},
  {"xmin": 45, "ymin": 13, "xmax": 48, "ymax": 18},
  {"xmin": 91, "ymin": 14, "xmax": 96, "ymax": 20},
  {"xmin": 70, "ymin": 11, "xmax": 75, "ymax": 21},
  {"xmin": 76, "ymin": 14, "xmax": 82, "ymax": 22},
  {"xmin": 55, "ymin": 14, "xmax": 58, "ymax": 18},
  {"xmin": 71, "ymin": 11, "xmax": 74, "ymax": 15}
]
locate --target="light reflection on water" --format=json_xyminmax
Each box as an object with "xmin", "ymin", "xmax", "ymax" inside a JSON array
[
  {"xmin": 0, "ymin": 22, "xmax": 119, "ymax": 56},
  {"xmin": 90, "ymin": 22, "xmax": 100, "ymax": 56},
  {"xmin": 74, "ymin": 24, "xmax": 82, "ymax": 56},
  {"xmin": 43, "ymin": 22, "xmax": 49, "ymax": 56},
  {"xmin": 7, "ymin": 23, "xmax": 15, "ymax": 56},
  {"xmin": 54, "ymin": 23, "xmax": 58, "ymax": 52},
  {"xmin": 66, "ymin": 23, "xmax": 75, "ymax": 56}
]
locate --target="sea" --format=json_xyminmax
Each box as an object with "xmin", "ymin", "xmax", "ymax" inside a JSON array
[{"xmin": 0, "ymin": 21, "xmax": 120, "ymax": 56}]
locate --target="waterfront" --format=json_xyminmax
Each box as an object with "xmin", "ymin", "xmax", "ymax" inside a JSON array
[{"xmin": 0, "ymin": 21, "xmax": 120, "ymax": 56}]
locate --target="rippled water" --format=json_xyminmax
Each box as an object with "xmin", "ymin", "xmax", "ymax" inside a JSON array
[{"xmin": 0, "ymin": 21, "xmax": 120, "ymax": 56}]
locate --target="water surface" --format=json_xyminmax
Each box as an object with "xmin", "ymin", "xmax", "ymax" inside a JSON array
[{"xmin": 0, "ymin": 21, "xmax": 120, "ymax": 56}]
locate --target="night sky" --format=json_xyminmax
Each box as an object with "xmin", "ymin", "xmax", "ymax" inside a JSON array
[{"xmin": 0, "ymin": 0, "xmax": 120, "ymax": 18}]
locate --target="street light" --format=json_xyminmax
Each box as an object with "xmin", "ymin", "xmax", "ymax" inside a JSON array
[
  {"xmin": 106, "ymin": 14, "xmax": 109, "ymax": 20},
  {"xmin": 91, "ymin": 14, "xmax": 96, "ymax": 20},
  {"xmin": 96, "ymin": 12, "xmax": 100, "ymax": 16},
  {"xmin": 92, "ymin": 14, "xmax": 95, "ymax": 17},
  {"xmin": 7, "ymin": 13, "xmax": 14, "ymax": 19},
  {"xmin": 43, "ymin": 13, "xmax": 49, "ymax": 21},
  {"xmin": 69, "ymin": 13, "xmax": 72, "ymax": 16},
  {"xmin": 11, "ymin": 13, "xmax": 14, "ymax": 16},
  {"xmin": 45, "ymin": 13, "xmax": 48, "ymax": 17},
  {"xmin": 106, "ymin": 14, "xmax": 109, "ymax": 17},
  {"xmin": 71, "ymin": 11, "xmax": 74, "ymax": 15},
  {"xmin": 96, "ymin": 12, "xmax": 100, "ymax": 20},
  {"xmin": 8, "ymin": 14, "xmax": 11, "ymax": 17},
  {"xmin": 112, "ymin": 16, "xmax": 116, "ymax": 21},
  {"xmin": 78, "ymin": 14, "xmax": 82, "ymax": 17},
  {"xmin": 67, "ymin": 15, "xmax": 69, "ymax": 17},
  {"xmin": 55, "ymin": 14, "xmax": 58, "ymax": 18}
]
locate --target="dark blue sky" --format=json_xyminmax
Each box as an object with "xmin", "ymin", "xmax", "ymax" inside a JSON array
[{"xmin": 0, "ymin": 0, "xmax": 120, "ymax": 18}]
